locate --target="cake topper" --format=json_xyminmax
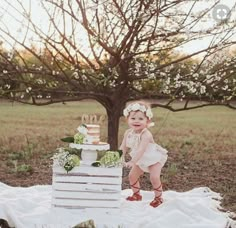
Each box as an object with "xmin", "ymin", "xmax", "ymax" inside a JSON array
[{"xmin": 81, "ymin": 114, "xmax": 105, "ymax": 124}]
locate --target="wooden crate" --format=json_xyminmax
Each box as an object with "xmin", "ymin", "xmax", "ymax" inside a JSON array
[{"xmin": 52, "ymin": 164, "xmax": 122, "ymax": 211}]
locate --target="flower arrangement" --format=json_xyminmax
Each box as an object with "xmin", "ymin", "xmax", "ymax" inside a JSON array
[
  {"xmin": 123, "ymin": 103, "xmax": 153, "ymax": 119},
  {"xmin": 74, "ymin": 124, "xmax": 88, "ymax": 144},
  {"xmin": 52, "ymin": 147, "xmax": 80, "ymax": 173},
  {"xmin": 60, "ymin": 124, "xmax": 88, "ymax": 144},
  {"xmin": 93, "ymin": 150, "xmax": 122, "ymax": 168},
  {"xmin": 57, "ymin": 123, "xmax": 123, "ymax": 171},
  {"xmin": 53, "ymin": 147, "xmax": 123, "ymax": 172}
]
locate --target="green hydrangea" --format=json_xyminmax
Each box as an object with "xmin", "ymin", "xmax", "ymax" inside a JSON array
[
  {"xmin": 64, "ymin": 154, "xmax": 80, "ymax": 172},
  {"xmin": 100, "ymin": 151, "xmax": 121, "ymax": 167},
  {"xmin": 74, "ymin": 133, "xmax": 85, "ymax": 144}
]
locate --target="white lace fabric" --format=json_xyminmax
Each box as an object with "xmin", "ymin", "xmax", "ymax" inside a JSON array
[{"xmin": 125, "ymin": 128, "xmax": 168, "ymax": 172}]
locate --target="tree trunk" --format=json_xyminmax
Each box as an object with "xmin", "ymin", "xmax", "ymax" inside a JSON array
[{"xmin": 106, "ymin": 108, "xmax": 121, "ymax": 150}]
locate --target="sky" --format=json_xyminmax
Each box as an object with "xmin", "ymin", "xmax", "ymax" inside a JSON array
[
  {"xmin": 174, "ymin": 0, "xmax": 236, "ymax": 55},
  {"xmin": 0, "ymin": 0, "xmax": 235, "ymax": 56}
]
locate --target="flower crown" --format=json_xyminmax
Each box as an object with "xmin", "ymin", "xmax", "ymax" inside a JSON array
[{"xmin": 123, "ymin": 103, "xmax": 153, "ymax": 119}]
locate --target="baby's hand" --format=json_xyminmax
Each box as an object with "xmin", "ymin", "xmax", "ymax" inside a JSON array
[{"xmin": 125, "ymin": 161, "xmax": 134, "ymax": 168}]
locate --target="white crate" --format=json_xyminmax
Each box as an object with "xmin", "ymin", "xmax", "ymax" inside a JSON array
[{"xmin": 52, "ymin": 164, "xmax": 122, "ymax": 211}]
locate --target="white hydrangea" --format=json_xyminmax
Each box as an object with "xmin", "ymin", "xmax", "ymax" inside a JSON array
[
  {"xmin": 123, "ymin": 109, "xmax": 129, "ymax": 117},
  {"xmin": 77, "ymin": 125, "xmax": 88, "ymax": 135},
  {"xmin": 146, "ymin": 108, "xmax": 153, "ymax": 119},
  {"xmin": 132, "ymin": 103, "xmax": 141, "ymax": 111},
  {"xmin": 139, "ymin": 105, "xmax": 146, "ymax": 112}
]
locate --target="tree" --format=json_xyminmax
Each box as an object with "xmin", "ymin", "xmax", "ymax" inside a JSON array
[{"xmin": 0, "ymin": 0, "xmax": 236, "ymax": 149}]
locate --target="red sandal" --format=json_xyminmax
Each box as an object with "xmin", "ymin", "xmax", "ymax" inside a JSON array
[
  {"xmin": 126, "ymin": 179, "xmax": 142, "ymax": 201},
  {"xmin": 126, "ymin": 192, "xmax": 142, "ymax": 201},
  {"xmin": 150, "ymin": 184, "xmax": 163, "ymax": 207}
]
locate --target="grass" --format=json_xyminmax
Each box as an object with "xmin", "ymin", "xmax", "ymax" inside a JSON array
[{"xmin": 0, "ymin": 99, "xmax": 235, "ymax": 213}]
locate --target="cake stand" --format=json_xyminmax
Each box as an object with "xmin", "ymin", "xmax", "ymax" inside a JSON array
[{"xmin": 69, "ymin": 142, "xmax": 110, "ymax": 164}]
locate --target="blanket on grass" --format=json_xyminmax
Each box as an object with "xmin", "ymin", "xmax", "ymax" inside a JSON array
[{"xmin": 0, "ymin": 182, "xmax": 235, "ymax": 228}]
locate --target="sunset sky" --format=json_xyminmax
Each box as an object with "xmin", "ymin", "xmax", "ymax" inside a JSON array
[{"xmin": 0, "ymin": 0, "xmax": 235, "ymax": 55}]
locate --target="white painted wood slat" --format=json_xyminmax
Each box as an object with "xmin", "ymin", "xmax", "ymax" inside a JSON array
[
  {"xmin": 52, "ymin": 182, "xmax": 121, "ymax": 192},
  {"xmin": 53, "ymin": 165, "xmax": 122, "ymax": 176},
  {"xmin": 52, "ymin": 163, "xmax": 122, "ymax": 210},
  {"xmin": 53, "ymin": 175, "xmax": 121, "ymax": 184}
]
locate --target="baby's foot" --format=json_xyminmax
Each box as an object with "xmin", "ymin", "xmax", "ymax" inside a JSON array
[{"xmin": 126, "ymin": 192, "xmax": 142, "ymax": 201}]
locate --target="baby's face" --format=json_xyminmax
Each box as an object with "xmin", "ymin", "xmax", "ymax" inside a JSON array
[{"xmin": 127, "ymin": 111, "xmax": 149, "ymax": 132}]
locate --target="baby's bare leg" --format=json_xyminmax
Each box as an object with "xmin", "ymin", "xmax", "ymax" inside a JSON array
[
  {"xmin": 128, "ymin": 164, "xmax": 144, "ymax": 193},
  {"xmin": 149, "ymin": 162, "xmax": 163, "ymax": 197}
]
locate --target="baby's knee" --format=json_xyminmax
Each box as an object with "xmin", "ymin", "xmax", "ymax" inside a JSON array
[
  {"xmin": 128, "ymin": 173, "xmax": 139, "ymax": 182},
  {"xmin": 149, "ymin": 173, "xmax": 160, "ymax": 183}
]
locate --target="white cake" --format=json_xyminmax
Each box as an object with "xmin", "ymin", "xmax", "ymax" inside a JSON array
[
  {"xmin": 85, "ymin": 124, "xmax": 100, "ymax": 144},
  {"xmin": 75, "ymin": 124, "xmax": 100, "ymax": 144}
]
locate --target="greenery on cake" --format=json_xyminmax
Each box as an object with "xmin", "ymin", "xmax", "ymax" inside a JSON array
[
  {"xmin": 74, "ymin": 132, "xmax": 85, "ymax": 144},
  {"xmin": 60, "ymin": 124, "xmax": 88, "ymax": 144},
  {"xmin": 60, "ymin": 136, "xmax": 74, "ymax": 143}
]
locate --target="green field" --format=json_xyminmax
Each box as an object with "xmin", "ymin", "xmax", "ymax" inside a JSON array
[
  {"xmin": 0, "ymin": 100, "xmax": 235, "ymax": 213},
  {"xmin": 0, "ymin": 100, "xmax": 235, "ymax": 154}
]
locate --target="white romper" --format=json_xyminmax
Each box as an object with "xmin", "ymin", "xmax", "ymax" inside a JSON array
[{"xmin": 126, "ymin": 128, "xmax": 168, "ymax": 172}]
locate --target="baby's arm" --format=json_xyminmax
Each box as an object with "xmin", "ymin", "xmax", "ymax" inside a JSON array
[
  {"xmin": 119, "ymin": 130, "xmax": 129, "ymax": 161},
  {"xmin": 130, "ymin": 131, "xmax": 151, "ymax": 164}
]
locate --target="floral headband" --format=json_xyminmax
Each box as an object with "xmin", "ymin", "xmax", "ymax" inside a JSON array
[{"xmin": 123, "ymin": 103, "xmax": 153, "ymax": 119}]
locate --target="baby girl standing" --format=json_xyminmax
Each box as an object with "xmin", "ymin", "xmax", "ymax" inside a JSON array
[{"xmin": 120, "ymin": 101, "xmax": 168, "ymax": 207}]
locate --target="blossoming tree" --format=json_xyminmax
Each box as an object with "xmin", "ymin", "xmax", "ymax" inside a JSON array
[{"xmin": 0, "ymin": 0, "xmax": 236, "ymax": 148}]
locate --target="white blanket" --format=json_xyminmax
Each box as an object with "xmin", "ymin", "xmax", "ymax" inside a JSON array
[{"xmin": 0, "ymin": 182, "xmax": 235, "ymax": 228}]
